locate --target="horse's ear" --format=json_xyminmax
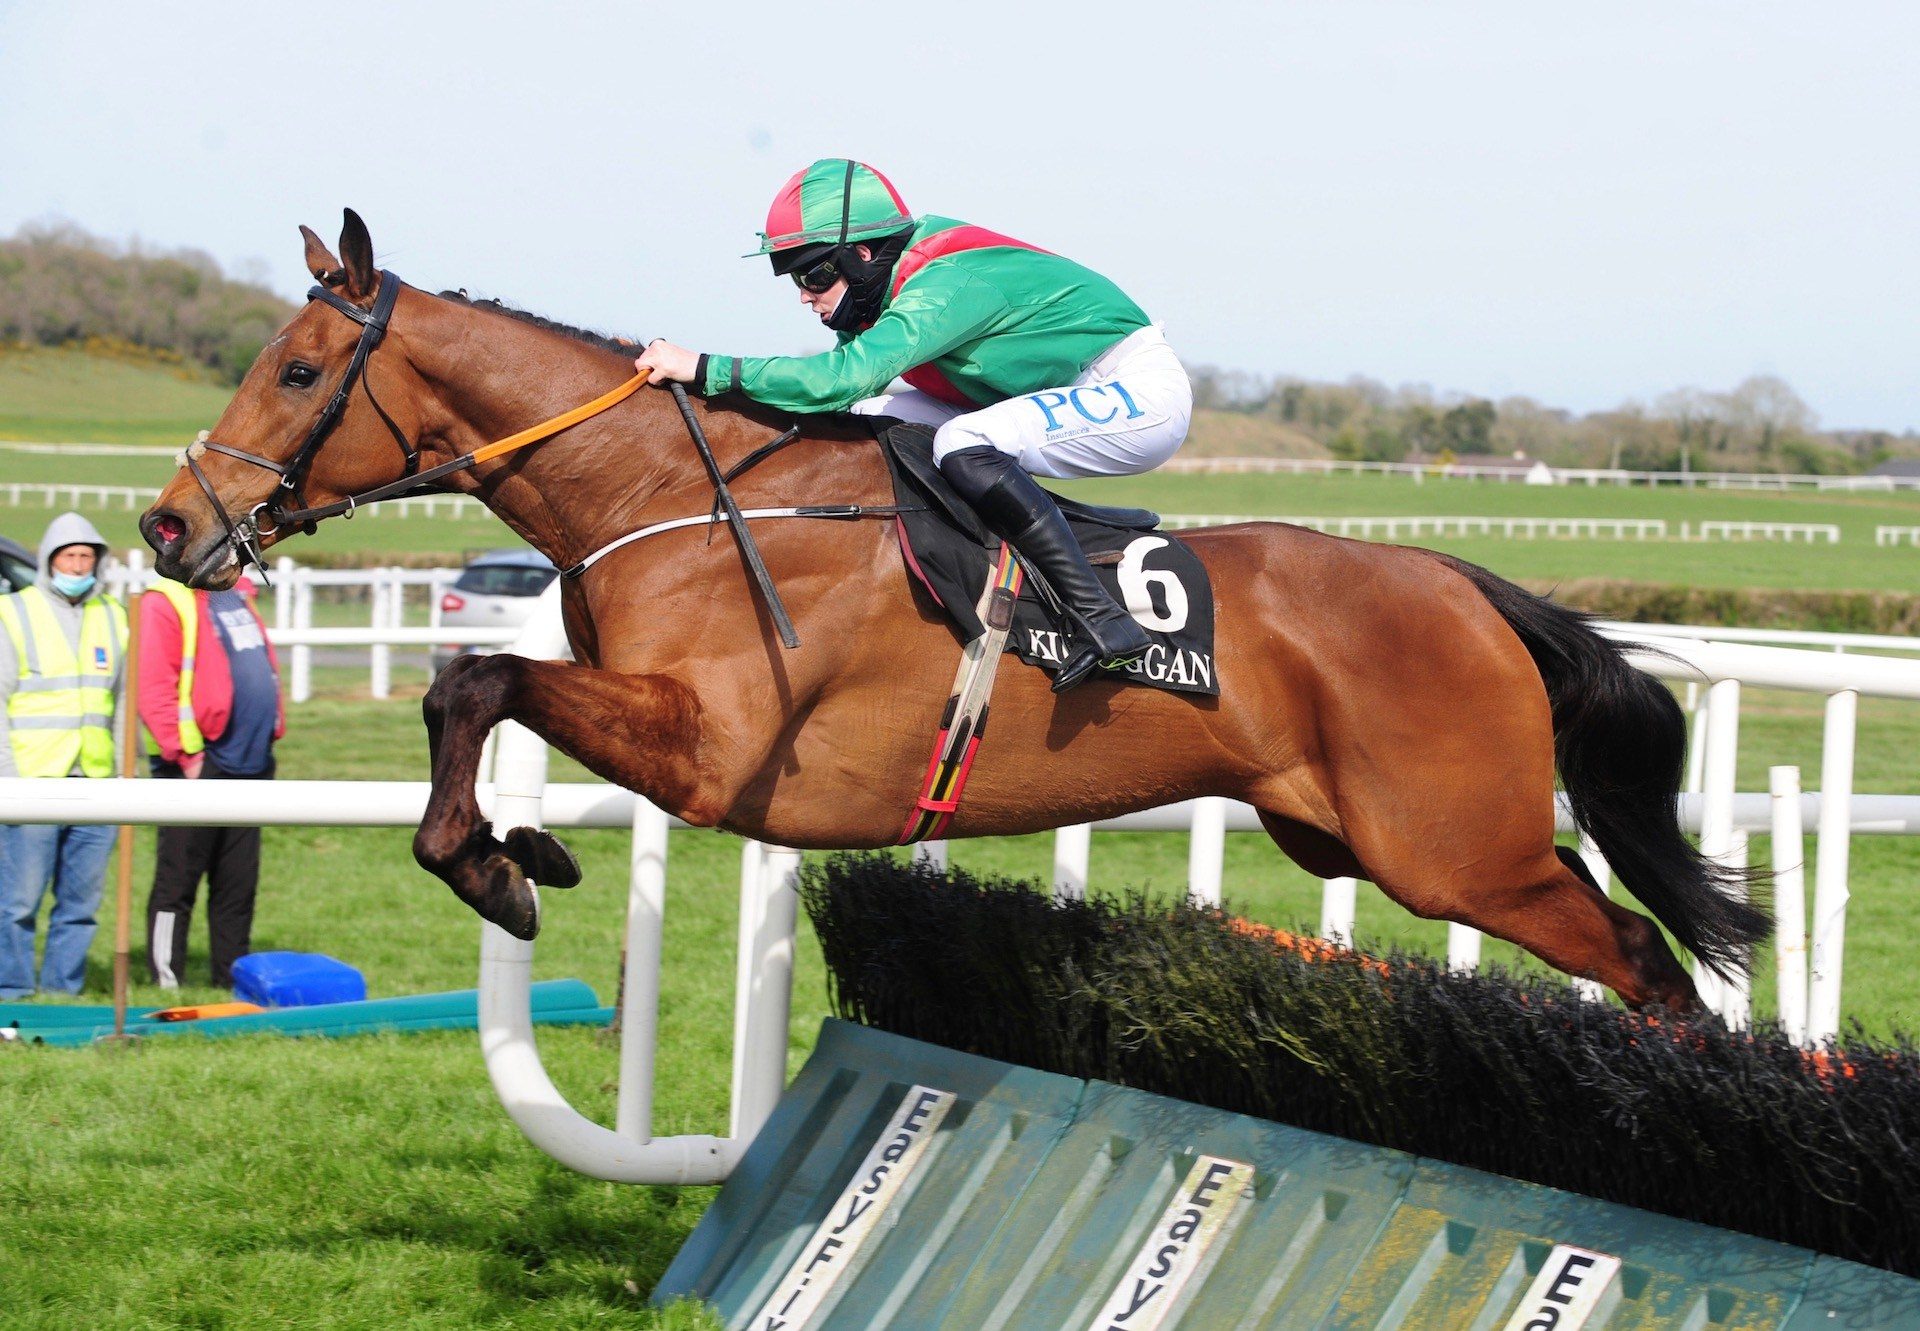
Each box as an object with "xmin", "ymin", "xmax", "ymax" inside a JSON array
[
  {"xmin": 338, "ymin": 208, "xmax": 376, "ymax": 300},
  {"xmin": 301, "ymin": 225, "xmax": 345, "ymax": 287}
]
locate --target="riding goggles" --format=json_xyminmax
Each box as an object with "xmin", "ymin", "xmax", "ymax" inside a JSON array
[{"xmin": 791, "ymin": 252, "xmax": 846, "ymax": 294}]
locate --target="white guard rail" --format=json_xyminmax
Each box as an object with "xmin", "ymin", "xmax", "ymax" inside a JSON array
[{"xmin": 5, "ymin": 591, "xmax": 1920, "ymax": 1186}]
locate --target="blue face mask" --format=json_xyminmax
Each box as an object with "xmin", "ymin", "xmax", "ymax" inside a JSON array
[{"xmin": 51, "ymin": 571, "xmax": 96, "ymax": 599}]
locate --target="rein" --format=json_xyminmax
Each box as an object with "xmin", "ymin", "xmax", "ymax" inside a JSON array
[{"xmin": 181, "ymin": 268, "xmax": 645, "ymax": 585}]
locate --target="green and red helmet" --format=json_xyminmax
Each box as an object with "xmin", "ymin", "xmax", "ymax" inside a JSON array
[{"xmin": 750, "ymin": 159, "xmax": 915, "ymax": 271}]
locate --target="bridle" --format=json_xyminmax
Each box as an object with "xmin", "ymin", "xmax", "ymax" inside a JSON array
[
  {"xmin": 173, "ymin": 267, "xmax": 811, "ymax": 649},
  {"xmin": 179, "ymin": 269, "xmax": 644, "ymax": 586}
]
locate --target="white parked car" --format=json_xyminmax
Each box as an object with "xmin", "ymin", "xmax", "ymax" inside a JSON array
[{"xmin": 432, "ymin": 548, "xmax": 558, "ymax": 671}]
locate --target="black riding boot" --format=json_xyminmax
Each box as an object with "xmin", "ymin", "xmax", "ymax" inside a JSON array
[{"xmin": 940, "ymin": 446, "xmax": 1151, "ymax": 692}]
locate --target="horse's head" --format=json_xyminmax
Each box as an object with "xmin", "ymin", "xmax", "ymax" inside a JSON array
[{"xmin": 142, "ymin": 210, "xmax": 427, "ymax": 588}]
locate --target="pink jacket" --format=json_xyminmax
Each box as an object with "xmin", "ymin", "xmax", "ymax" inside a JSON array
[{"xmin": 136, "ymin": 579, "xmax": 286, "ymax": 765}]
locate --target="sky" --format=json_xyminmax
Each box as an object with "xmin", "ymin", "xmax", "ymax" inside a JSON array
[{"xmin": 1, "ymin": 1, "xmax": 1915, "ymax": 430}]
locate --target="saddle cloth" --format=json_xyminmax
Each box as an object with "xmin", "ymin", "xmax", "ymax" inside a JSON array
[{"xmin": 875, "ymin": 422, "xmax": 1219, "ymax": 698}]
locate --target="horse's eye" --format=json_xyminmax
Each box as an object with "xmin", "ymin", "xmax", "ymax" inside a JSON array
[{"xmin": 281, "ymin": 362, "xmax": 319, "ymax": 389}]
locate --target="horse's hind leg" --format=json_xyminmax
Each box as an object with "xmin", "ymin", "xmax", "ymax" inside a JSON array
[
  {"xmin": 415, "ymin": 652, "xmax": 705, "ymax": 938},
  {"xmin": 1377, "ymin": 849, "xmax": 1700, "ymax": 1011}
]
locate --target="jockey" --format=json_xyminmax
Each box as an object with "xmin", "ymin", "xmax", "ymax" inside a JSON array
[{"xmin": 637, "ymin": 158, "xmax": 1193, "ymax": 692}]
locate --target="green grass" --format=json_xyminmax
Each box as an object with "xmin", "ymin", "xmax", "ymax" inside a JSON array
[
  {"xmin": 7, "ymin": 350, "xmax": 1918, "ymax": 1324},
  {"xmin": 3, "ymin": 670, "xmax": 1920, "ymax": 1326},
  {"xmin": 0, "ymin": 346, "xmax": 237, "ymax": 445}
]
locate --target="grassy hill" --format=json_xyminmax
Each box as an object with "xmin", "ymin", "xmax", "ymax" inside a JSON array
[
  {"xmin": 0, "ymin": 343, "xmax": 235, "ymax": 444},
  {"xmin": 1181, "ymin": 407, "xmax": 1328, "ymax": 459}
]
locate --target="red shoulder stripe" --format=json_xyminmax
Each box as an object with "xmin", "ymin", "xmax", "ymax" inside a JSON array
[{"xmin": 890, "ymin": 224, "xmax": 1051, "ymax": 299}]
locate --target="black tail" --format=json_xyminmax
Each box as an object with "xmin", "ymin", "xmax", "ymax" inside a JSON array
[{"xmin": 1442, "ymin": 556, "xmax": 1771, "ymax": 977}]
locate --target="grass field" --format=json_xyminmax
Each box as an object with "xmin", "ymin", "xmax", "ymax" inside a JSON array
[
  {"xmin": 8, "ymin": 351, "xmax": 1920, "ymax": 588},
  {"xmin": 5, "ymin": 352, "xmax": 1920, "ymax": 1325},
  {"xmin": 4, "ymin": 665, "xmax": 1920, "ymax": 1326}
]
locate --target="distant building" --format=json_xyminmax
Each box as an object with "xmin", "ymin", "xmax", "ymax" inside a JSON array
[{"xmin": 1866, "ymin": 459, "xmax": 1920, "ymax": 479}]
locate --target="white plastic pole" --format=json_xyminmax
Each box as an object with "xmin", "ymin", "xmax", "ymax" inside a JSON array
[
  {"xmin": 1808, "ymin": 691, "xmax": 1858, "ymax": 1045},
  {"xmin": 729, "ymin": 838, "xmax": 767, "ymax": 1130},
  {"xmin": 291, "ymin": 574, "xmax": 313, "ymax": 704},
  {"xmin": 273, "ymin": 556, "xmax": 294, "ymax": 633},
  {"xmin": 1319, "ymin": 877, "xmax": 1357, "ymax": 947},
  {"xmin": 1187, "ymin": 796, "xmax": 1227, "ymax": 906},
  {"xmin": 615, "ymin": 796, "xmax": 670, "ymax": 1141},
  {"xmin": 1769, "ymin": 766, "xmax": 1809, "ymax": 1046},
  {"xmin": 1052, "ymin": 823, "xmax": 1091, "ymax": 901},
  {"xmin": 729, "ymin": 845, "xmax": 799, "ymax": 1145},
  {"xmin": 1446, "ymin": 922, "xmax": 1482, "ymax": 972},
  {"xmin": 370, "ymin": 569, "xmax": 393, "ymax": 700},
  {"xmin": 1724, "ymin": 830, "xmax": 1752, "ymax": 1029},
  {"xmin": 1694, "ymin": 678, "xmax": 1742, "ymax": 1017},
  {"xmin": 911, "ymin": 840, "xmax": 949, "ymax": 873},
  {"xmin": 1571, "ymin": 831, "xmax": 1611, "ymax": 1003}
]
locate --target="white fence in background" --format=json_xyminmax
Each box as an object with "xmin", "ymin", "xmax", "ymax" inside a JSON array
[
  {"xmin": 1876, "ymin": 526, "xmax": 1920, "ymax": 547},
  {"xmin": 1, "ymin": 481, "xmax": 487, "ymax": 520},
  {"xmin": 1160, "ymin": 514, "xmax": 1671, "ymax": 540},
  {"xmin": 1161, "ymin": 455, "xmax": 1920, "ymax": 492},
  {"xmin": 1695, "ymin": 520, "xmax": 1840, "ymax": 543},
  {"xmin": 3, "ymin": 482, "xmax": 158, "ymax": 510},
  {"xmin": 2, "ymin": 584, "xmax": 1918, "ymax": 1193},
  {"xmin": 1158, "ymin": 515, "xmax": 1847, "ymax": 543}
]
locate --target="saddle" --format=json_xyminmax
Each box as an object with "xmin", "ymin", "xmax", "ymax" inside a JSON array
[{"xmin": 873, "ymin": 421, "xmax": 1218, "ymax": 698}]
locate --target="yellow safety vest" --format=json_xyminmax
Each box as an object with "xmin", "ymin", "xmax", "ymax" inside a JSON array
[
  {"xmin": 146, "ymin": 578, "xmax": 206, "ymax": 756},
  {"xmin": 0, "ymin": 585, "xmax": 127, "ymax": 778}
]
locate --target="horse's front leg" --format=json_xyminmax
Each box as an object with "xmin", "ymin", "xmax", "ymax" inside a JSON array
[{"xmin": 415, "ymin": 653, "xmax": 708, "ymax": 937}]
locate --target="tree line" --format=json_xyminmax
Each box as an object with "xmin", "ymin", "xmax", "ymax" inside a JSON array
[
  {"xmin": 1190, "ymin": 368, "xmax": 1913, "ymax": 475},
  {"xmin": 2, "ymin": 222, "xmax": 1910, "ymax": 472},
  {"xmin": 0, "ymin": 222, "xmax": 294, "ymax": 384}
]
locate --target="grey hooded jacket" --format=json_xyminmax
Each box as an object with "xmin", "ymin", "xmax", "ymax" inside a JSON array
[{"xmin": 0, "ymin": 511, "xmax": 125, "ymax": 778}]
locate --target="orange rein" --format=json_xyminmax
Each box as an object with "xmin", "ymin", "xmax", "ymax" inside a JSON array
[{"xmin": 469, "ymin": 369, "xmax": 650, "ymax": 466}]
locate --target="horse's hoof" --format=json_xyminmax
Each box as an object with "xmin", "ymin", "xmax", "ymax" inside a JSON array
[
  {"xmin": 502, "ymin": 826, "xmax": 582, "ymax": 890},
  {"xmin": 476, "ymin": 854, "xmax": 541, "ymax": 940}
]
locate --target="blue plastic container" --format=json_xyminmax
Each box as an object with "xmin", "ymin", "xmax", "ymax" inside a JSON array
[{"xmin": 231, "ymin": 952, "xmax": 367, "ymax": 1007}]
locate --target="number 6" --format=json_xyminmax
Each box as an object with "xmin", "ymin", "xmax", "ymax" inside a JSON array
[{"xmin": 1116, "ymin": 536, "xmax": 1188, "ymax": 632}]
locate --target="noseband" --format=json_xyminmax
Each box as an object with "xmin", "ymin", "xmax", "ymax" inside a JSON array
[{"xmin": 184, "ymin": 270, "xmax": 417, "ymax": 583}]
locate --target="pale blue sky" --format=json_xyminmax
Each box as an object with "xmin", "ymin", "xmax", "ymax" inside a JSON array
[{"xmin": 1, "ymin": 1, "xmax": 1914, "ymax": 428}]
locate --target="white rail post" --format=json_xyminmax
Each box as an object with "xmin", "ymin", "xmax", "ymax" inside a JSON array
[
  {"xmin": 1808, "ymin": 690, "xmax": 1859, "ymax": 1045},
  {"xmin": 1683, "ymin": 681, "xmax": 1707, "ymax": 795},
  {"xmin": 370, "ymin": 568, "xmax": 393, "ymax": 700},
  {"xmin": 729, "ymin": 844, "xmax": 799, "ymax": 1144},
  {"xmin": 1187, "ymin": 796, "xmax": 1227, "ymax": 906},
  {"xmin": 1694, "ymin": 678, "xmax": 1742, "ymax": 1018},
  {"xmin": 273, "ymin": 557, "xmax": 294, "ymax": 634},
  {"xmin": 291, "ymin": 572, "xmax": 313, "ymax": 704},
  {"xmin": 1052, "ymin": 823, "xmax": 1091, "ymax": 902},
  {"xmin": 1319, "ymin": 877, "xmax": 1357, "ymax": 947},
  {"xmin": 911, "ymin": 840, "xmax": 949, "ymax": 873},
  {"xmin": 1723, "ymin": 830, "xmax": 1752, "ymax": 1029},
  {"xmin": 615, "ymin": 795, "xmax": 670, "ymax": 1141},
  {"xmin": 1446, "ymin": 923, "xmax": 1482, "ymax": 972},
  {"xmin": 1572, "ymin": 831, "xmax": 1611, "ymax": 1002},
  {"xmin": 1769, "ymin": 766, "xmax": 1809, "ymax": 1046}
]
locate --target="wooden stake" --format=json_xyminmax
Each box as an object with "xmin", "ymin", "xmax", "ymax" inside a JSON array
[{"xmin": 111, "ymin": 589, "xmax": 140, "ymax": 1041}]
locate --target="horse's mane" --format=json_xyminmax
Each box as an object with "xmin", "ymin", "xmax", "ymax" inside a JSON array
[{"xmin": 435, "ymin": 289, "xmax": 641, "ymax": 360}]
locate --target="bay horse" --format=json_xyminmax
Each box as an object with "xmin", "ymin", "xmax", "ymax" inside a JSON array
[{"xmin": 141, "ymin": 212, "xmax": 1768, "ymax": 1010}]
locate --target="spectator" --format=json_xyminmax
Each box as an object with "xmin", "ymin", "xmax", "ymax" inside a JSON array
[
  {"xmin": 138, "ymin": 573, "xmax": 284, "ymax": 989},
  {"xmin": 0, "ymin": 513, "xmax": 126, "ymax": 999}
]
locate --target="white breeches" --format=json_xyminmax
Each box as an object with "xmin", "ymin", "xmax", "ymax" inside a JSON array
[{"xmin": 850, "ymin": 324, "xmax": 1193, "ymax": 480}]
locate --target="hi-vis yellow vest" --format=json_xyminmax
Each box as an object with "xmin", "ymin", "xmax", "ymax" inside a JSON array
[
  {"xmin": 0, "ymin": 585, "xmax": 127, "ymax": 778},
  {"xmin": 147, "ymin": 579, "xmax": 205, "ymax": 756}
]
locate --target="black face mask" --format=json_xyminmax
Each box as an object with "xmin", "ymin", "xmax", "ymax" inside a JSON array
[{"xmin": 823, "ymin": 229, "xmax": 913, "ymax": 333}]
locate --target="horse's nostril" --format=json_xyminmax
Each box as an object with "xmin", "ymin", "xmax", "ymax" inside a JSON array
[{"xmin": 154, "ymin": 515, "xmax": 186, "ymax": 545}]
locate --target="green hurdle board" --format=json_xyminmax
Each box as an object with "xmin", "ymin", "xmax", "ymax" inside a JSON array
[{"xmin": 656, "ymin": 1019, "xmax": 1920, "ymax": 1329}]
